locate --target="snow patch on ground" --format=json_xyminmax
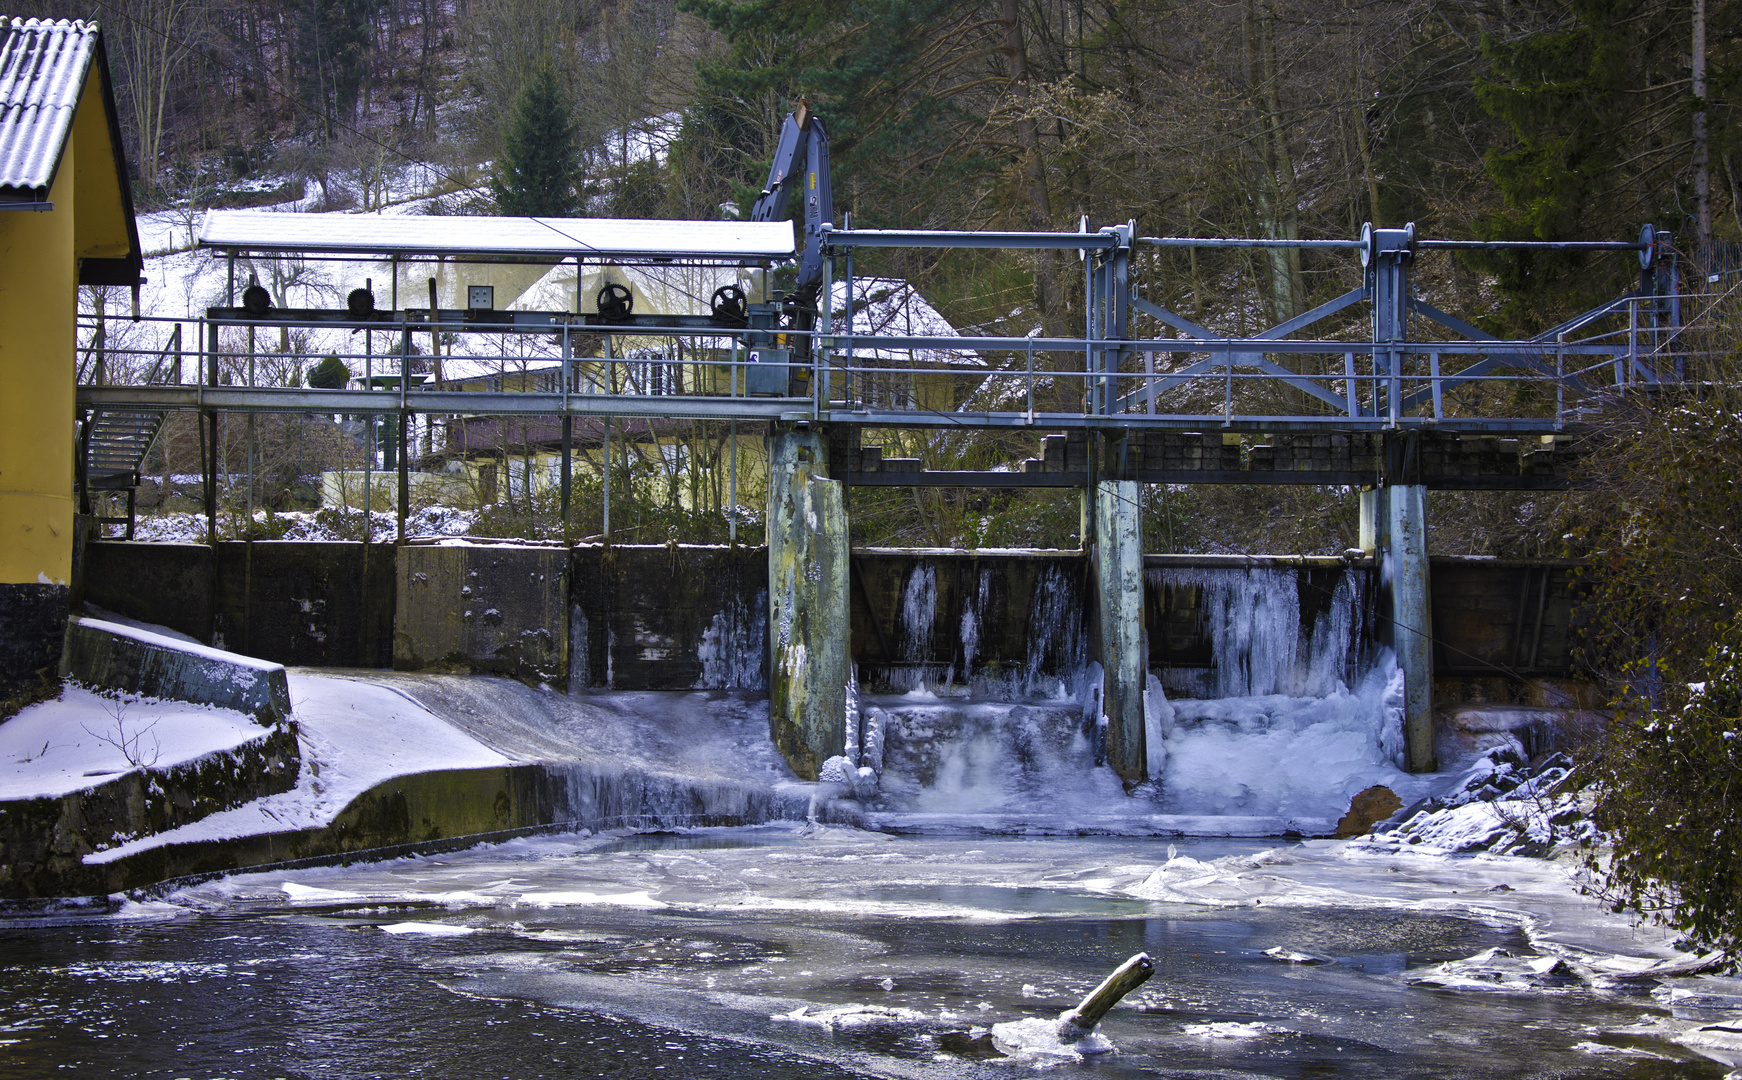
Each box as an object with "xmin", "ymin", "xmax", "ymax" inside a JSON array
[
  {"xmin": 0, "ymin": 684, "xmax": 266, "ymax": 801},
  {"xmin": 81, "ymin": 671, "xmax": 512, "ymax": 864}
]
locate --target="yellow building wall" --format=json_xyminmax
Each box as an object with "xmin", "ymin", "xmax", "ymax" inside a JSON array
[
  {"xmin": 0, "ymin": 128, "xmax": 77, "ymax": 586},
  {"xmin": 71, "ymin": 67, "xmax": 131, "ymax": 263}
]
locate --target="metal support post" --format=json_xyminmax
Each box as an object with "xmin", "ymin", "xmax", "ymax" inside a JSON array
[
  {"xmin": 561, "ymin": 322, "xmax": 572, "ymax": 543},
  {"xmin": 819, "ymin": 251, "xmax": 833, "ymax": 410},
  {"xmin": 1104, "ymin": 223, "xmax": 1132, "ymax": 417},
  {"xmin": 397, "ymin": 412, "xmax": 409, "ymax": 543},
  {"xmin": 204, "ymin": 319, "xmax": 218, "ymax": 546}
]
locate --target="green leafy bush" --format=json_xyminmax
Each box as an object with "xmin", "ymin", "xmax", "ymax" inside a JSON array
[{"xmin": 1588, "ymin": 636, "xmax": 1742, "ymax": 959}]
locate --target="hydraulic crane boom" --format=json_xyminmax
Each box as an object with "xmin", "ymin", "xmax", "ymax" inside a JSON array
[{"xmin": 751, "ymin": 100, "xmax": 832, "ymax": 305}]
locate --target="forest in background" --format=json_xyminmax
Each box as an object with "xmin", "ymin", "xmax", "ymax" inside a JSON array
[
  {"xmin": 8, "ymin": 0, "xmax": 1733, "ymax": 556},
  {"xmin": 3, "ymin": 0, "xmax": 1734, "ymax": 324}
]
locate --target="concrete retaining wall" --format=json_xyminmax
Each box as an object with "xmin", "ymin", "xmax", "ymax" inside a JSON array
[
  {"xmin": 850, "ymin": 549, "xmax": 1086, "ymax": 691},
  {"xmin": 394, "ymin": 545, "xmax": 568, "ymax": 683},
  {"xmin": 0, "ymin": 724, "xmax": 299, "ymax": 898},
  {"xmin": 571, "ymin": 545, "xmax": 768, "ymax": 690},
  {"xmin": 50, "ymin": 760, "xmax": 817, "ymax": 898},
  {"xmin": 79, "ymin": 542, "xmax": 1588, "ymax": 689},
  {"xmin": 79, "ymin": 541, "xmax": 396, "ymax": 668},
  {"xmin": 61, "ymin": 617, "xmax": 291, "ymax": 725},
  {"xmin": 79, "ymin": 542, "xmax": 212, "ymax": 643},
  {"xmin": 213, "ymin": 542, "xmax": 395, "ymax": 667}
]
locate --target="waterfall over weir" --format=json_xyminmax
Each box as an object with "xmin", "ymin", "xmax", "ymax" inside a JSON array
[
  {"xmin": 391, "ymin": 555, "xmax": 1420, "ymax": 840},
  {"xmin": 851, "ymin": 558, "xmax": 1420, "ymax": 836}
]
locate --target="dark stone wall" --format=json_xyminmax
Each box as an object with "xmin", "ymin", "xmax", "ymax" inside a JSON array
[
  {"xmin": 0, "ymin": 583, "xmax": 69, "ymax": 716},
  {"xmin": 571, "ymin": 544, "xmax": 768, "ymax": 690},
  {"xmin": 394, "ymin": 545, "xmax": 568, "ymax": 682},
  {"xmin": 76, "ymin": 542, "xmax": 1589, "ymax": 688},
  {"xmin": 79, "ymin": 542, "xmax": 211, "ymax": 642},
  {"xmin": 213, "ymin": 542, "xmax": 395, "ymax": 667},
  {"xmin": 80, "ymin": 542, "xmax": 396, "ymax": 667},
  {"xmin": 1430, "ymin": 558, "xmax": 1584, "ymax": 677}
]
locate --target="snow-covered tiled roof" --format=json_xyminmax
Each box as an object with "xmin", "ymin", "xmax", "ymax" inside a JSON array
[
  {"xmin": 200, "ymin": 208, "xmax": 796, "ymax": 263},
  {"xmin": 0, "ymin": 18, "xmax": 98, "ymax": 201},
  {"xmin": 831, "ymin": 277, "xmax": 982, "ymax": 367}
]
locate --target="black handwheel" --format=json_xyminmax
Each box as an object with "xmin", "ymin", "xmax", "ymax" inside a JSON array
[
  {"xmin": 711, "ymin": 284, "xmax": 749, "ymax": 324},
  {"xmin": 597, "ymin": 282, "xmax": 634, "ymax": 322}
]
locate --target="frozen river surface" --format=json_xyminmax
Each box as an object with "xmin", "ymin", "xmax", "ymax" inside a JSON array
[{"xmin": 1, "ymin": 829, "xmax": 1729, "ymax": 1079}]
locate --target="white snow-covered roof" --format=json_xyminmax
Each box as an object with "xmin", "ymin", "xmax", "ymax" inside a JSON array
[
  {"xmin": 0, "ymin": 18, "xmax": 98, "ymax": 200},
  {"xmin": 200, "ymin": 208, "xmax": 796, "ymax": 263},
  {"xmin": 831, "ymin": 277, "xmax": 982, "ymax": 367}
]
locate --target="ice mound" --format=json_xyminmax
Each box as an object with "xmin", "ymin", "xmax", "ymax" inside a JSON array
[
  {"xmin": 987, "ymin": 1017, "xmax": 1114, "ymax": 1065},
  {"xmin": 1405, "ymin": 947, "xmax": 1581, "ymax": 993},
  {"xmin": 1157, "ymin": 659, "xmax": 1414, "ymax": 825},
  {"xmin": 774, "ymin": 1003, "xmax": 956, "ymax": 1033}
]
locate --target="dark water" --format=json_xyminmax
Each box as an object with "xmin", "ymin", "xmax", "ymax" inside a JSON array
[
  {"xmin": 0, "ymin": 833, "xmax": 1723, "ymax": 1079},
  {"xmin": 0, "ymin": 914, "xmax": 874, "ymax": 1080}
]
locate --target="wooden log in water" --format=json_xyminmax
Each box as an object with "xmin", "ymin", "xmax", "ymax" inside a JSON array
[{"xmin": 1057, "ymin": 952, "xmax": 1154, "ymax": 1041}]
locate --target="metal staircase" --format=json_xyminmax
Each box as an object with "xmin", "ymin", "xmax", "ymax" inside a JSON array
[{"xmin": 78, "ymin": 326, "xmax": 180, "ymax": 539}]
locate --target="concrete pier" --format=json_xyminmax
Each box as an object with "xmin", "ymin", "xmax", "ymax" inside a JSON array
[
  {"xmin": 1092, "ymin": 480, "xmax": 1147, "ymax": 784},
  {"xmin": 1360, "ymin": 458, "xmax": 1436, "ymax": 773},
  {"xmin": 766, "ymin": 426, "xmax": 849, "ymax": 780},
  {"xmin": 1384, "ymin": 483, "xmax": 1436, "ymax": 772}
]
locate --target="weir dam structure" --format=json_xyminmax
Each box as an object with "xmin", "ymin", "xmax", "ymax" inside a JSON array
[{"xmin": 76, "ymin": 211, "xmax": 1682, "ymax": 784}]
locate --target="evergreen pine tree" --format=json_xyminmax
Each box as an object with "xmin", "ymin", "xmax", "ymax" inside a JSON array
[{"xmin": 492, "ymin": 66, "xmax": 581, "ymax": 217}]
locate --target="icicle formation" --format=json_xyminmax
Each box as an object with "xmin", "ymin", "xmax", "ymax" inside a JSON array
[
  {"xmin": 696, "ymin": 588, "xmax": 768, "ymax": 690},
  {"xmin": 843, "ymin": 664, "xmax": 862, "ymax": 766},
  {"xmin": 1023, "ymin": 564, "xmax": 1086, "ymax": 695},
  {"xmin": 899, "ymin": 562, "xmax": 938, "ymax": 663},
  {"xmin": 959, "ymin": 568, "xmax": 991, "ymax": 676},
  {"xmin": 1158, "ymin": 566, "xmax": 1360, "ymax": 698}
]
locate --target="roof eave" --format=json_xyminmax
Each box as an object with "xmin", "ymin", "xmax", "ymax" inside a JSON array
[{"xmin": 86, "ymin": 29, "xmax": 143, "ymax": 287}]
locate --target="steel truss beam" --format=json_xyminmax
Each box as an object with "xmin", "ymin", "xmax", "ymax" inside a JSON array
[{"xmin": 80, "ymin": 220, "xmax": 1675, "ymax": 446}]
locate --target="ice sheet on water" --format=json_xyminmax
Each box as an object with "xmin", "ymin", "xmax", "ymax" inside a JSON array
[
  {"xmin": 1124, "ymin": 851, "xmax": 1369, "ymax": 908},
  {"xmin": 1179, "ymin": 1021, "xmax": 1292, "ymax": 1039},
  {"xmin": 1405, "ymin": 946, "xmax": 1581, "ymax": 993},
  {"xmin": 377, "ymin": 922, "xmax": 477, "ymax": 936}
]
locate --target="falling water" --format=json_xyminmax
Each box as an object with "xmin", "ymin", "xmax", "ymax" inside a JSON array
[
  {"xmin": 1154, "ymin": 566, "xmax": 1364, "ymax": 699},
  {"xmin": 860, "ymin": 561, "xmax": 1413, "ymax": 835},
  {"xmin": 899, "ymin": 563, "xmax": 938, "ymax": 663},
  {"xmin": 958, "ymin": 568, "xmax": 991, "ymax": 675},
  {"xmin": 1022, "ymin": 564, "xmax": 1086, "ymax": 697},
  {"xmin": 696, "ymin": 588, "xmax": 768, "ymax": 690}
]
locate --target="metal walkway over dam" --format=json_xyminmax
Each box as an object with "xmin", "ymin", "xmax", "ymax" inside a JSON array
[{"xmin": 71, "ymin": 208, "xmax": 1689, "ymax": 788}]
